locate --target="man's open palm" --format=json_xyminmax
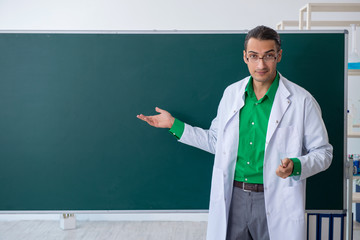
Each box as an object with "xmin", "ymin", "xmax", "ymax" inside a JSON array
[{"xmin": 137, "ymin": 107, "xmax": 175, "ymax": 129}]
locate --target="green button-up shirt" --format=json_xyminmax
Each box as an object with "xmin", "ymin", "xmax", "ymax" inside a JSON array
[
  {"xmin": 235, "ymin": 73, "xmax": 278, "ymax": 184},
  {"xmin": 169, "ymin": 73, "xmax": 301, "ymax": 181}
]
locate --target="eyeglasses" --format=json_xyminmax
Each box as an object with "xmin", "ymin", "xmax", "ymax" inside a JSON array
[{"xmin": 246, "ymin": 53, "xmax": 277, "ymax": 63}]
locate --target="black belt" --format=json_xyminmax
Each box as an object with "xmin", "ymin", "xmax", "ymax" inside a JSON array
[{"xmin": 234, "ymin": 180, "xmax": 264, "ymax": 192}]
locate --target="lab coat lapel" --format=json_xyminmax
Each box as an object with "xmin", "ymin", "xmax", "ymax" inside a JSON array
[
  {"xmin": 223, "ymin": 79, "xmax": 248, "ymax": 130},
  {"xmin": 266, "ymin": 77, "xmax": 291, "ymax": 145}
]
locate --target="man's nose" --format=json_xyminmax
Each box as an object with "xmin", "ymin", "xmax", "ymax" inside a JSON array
[{"xmin": 256, "ymin": 58, "xmax": 266, "ymax": 67}]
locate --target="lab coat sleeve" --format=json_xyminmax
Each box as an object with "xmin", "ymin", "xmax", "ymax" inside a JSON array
[
  {"xmin": 298, "ymin": 96, "xmax": 333, "ymax": 180},
  {"xmin": 178, "ymin": 116, "xmax": 218, "ymax": 155}
]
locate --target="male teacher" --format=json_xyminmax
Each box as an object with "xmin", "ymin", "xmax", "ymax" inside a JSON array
[{"xmin": 137, "ymin": 25, "xmax": 332, "ymax": 240}]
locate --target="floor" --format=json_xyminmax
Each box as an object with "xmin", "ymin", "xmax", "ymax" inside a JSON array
[
  {"xmin": 354, "ymin": 221, "xmax": 360, "ymax": 240},
  {"xmin": 1, "ymin": 220, "xmax": 360, "ymax": 240},
  {"xmin": 0, "ymin": 221, "xmax": 207, "ymax": 240}
]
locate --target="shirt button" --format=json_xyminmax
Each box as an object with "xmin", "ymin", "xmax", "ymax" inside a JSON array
[
  {"xmin": 245, "ymin": 178, "xmax": 248, "ymax": 181},
  {"xmin": 247, "ymin": 162, "xmax": 250, "ymax": 165},
  {"xmin": 297, "ymin": 172, "xmax": 300, "ymax": 174},
  {"xmin": 250, "ymin": 142, "xmax": 253, "ymax": 145},
  {"xmin": 251, "ymin": 122, "xmax": 254, "ymax": 125},
  {"xmin": 173, "ymin": 133, "xmax": 176, "ymax": 135}
]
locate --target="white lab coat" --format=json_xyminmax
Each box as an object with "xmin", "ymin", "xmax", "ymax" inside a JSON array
[{"xmin": 179, "ymin": 74, "xmax": 333, "ymax": 240}]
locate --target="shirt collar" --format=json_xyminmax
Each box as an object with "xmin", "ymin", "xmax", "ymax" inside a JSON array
[{"xmin": 245, "ymin": 72, "xmax": 280, "ymax": 103}]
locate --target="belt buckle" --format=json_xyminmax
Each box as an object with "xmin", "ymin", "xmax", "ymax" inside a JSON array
[{"xmin": 242, "ymin": 182, "xmax": 251, "ymax": 192}]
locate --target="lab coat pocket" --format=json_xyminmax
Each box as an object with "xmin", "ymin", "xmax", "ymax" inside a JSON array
[
  {"xmin": 284, "ymin": 183, "xmax": 305, "ymax": 220},
  {"xmin": 210, "ymin": 168, "xmax": 224, "ymax": 203},
  {"xmin": 276, "ymin": 126, "xmax": 301, "ymax": 154}
]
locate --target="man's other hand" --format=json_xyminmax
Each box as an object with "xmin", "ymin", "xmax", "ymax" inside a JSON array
[{"xmin": 276, "ymin": 158, "xmax": 294, "ymax": 179}]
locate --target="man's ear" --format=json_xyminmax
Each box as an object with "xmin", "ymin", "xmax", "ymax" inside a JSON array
[
  {"xmin": 277, "ymin": 49, "xmax": 283, "ymax": 63},
  {"xmin": 243, "ymin": 50, "xmax": 248, "ymax": 64}
]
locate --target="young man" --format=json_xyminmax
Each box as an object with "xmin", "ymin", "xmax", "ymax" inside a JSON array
[{"xmin": 137, "ymin": 26, "xmax": 332, "ymax": 240}]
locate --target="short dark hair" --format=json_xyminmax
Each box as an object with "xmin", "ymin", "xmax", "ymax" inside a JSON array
[{"xmin": 244, "ymin": 25, "xmax": 281, "ymax": 51}]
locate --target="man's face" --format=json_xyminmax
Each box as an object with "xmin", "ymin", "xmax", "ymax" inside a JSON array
[{"xmin": 243, "ymin": 38, "xmax": 282, "ymax": 85}]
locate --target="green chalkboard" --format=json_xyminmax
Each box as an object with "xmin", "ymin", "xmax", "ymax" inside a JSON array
[{"xmin": 0, "ymin": 31, "xmax": 345, "ymax": 211}]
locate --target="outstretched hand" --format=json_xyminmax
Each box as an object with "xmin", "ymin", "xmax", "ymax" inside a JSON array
[{"xmin": 137, "ymin": 107, "xmax": 175, "ymax": 129}]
